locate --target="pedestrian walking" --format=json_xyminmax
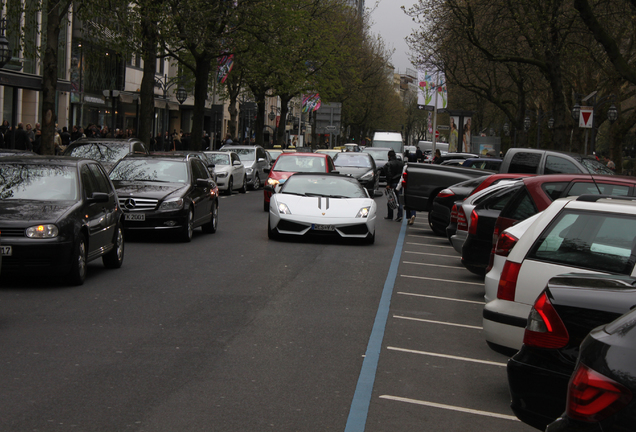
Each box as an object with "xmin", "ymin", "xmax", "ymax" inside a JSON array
[
  {"xmin": 395, "ymin": 163, "xmax": 416, "ymax": 225},
  {"xmin": 384, "ymin": 150, "xmax": 404, "ymax": 221}
]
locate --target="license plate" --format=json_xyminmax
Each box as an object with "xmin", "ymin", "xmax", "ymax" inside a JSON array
[
  {"xmin": 312, "ymin": 224, "xmax": 334, "ymax": 231},
  {"xmin": 125, "ymin": 213, "xmax": 145, "ymax": 221},
  {"xmin": 0, "ymin": 245, "xmax": 12, "ymax": 256}
]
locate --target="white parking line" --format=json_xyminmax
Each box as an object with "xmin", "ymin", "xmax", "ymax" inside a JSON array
[
  {"xmin": 404, "ymin": 251, "xmax": 459, "ymax": 259},
  {"xmin": 406, "ymin": 241, "xmax": 454, "ymax": 248},
  {"xmin": 379, "ymin": 395, "xmax": 519, "ymax": 421},
  {"xmin": 398, "ymin": 292, "xmax": 485, "ymax": 305},
  {"xmin": 401, "ymin": 275, "xmax": 484, "ymax": 286},
  {"xmin": 403, "ymin": 261, "xmax": 463, "ymax": 270},
  {"xmin": 387, "ymin": 346, "xmax": 506, "ymax": 367},
  {"xmin": 394, "ymin": 315, "xmax": 482, "ymax": 330}
]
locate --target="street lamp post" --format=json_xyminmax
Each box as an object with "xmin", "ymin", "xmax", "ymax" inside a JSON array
[{"xmin": 155, "ymin": 74, "xmax": 187, "ymax": 150}]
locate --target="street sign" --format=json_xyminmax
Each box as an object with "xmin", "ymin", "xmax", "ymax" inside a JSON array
[
  {"xmin": 435, "ymin": 130, "xmax": 440, "ymax": 139},
  {"xmin": 437, "ymin": 125, "xmax": 449, "ymax": 130},
  {"xmin": 325, "ymin": 125, "xmax": 337, "ymax": 132},
  {"xmin": 579, "ymin": 106, "xmax": 593, "ymax": 128}
]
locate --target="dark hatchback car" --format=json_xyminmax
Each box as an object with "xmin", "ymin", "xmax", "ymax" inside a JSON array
[
  {"xmin": 109, "ymin": 154, "xmax": 219, "ymax": 242},
  {"xmin": 546, "ymin": 306, "xmax": 636, "ymax": 431},
  {"xmin": 64, "ymin": 138, "xmax": 149, "ymax": 172},
  {"xmin": 332, "ymin": 152, "xmax": 378, "ymax": 195},
  {"xmin": 508, "ymin": 274, "xmax": 636, "ymax": 430},
  {"xmin": 0, "ymin": 156, "xmax": 125, "ymax": 285}
]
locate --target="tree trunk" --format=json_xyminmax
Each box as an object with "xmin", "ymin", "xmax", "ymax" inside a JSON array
[
  {"xmin": 250, "ymin": 85, "xmax": 267, "ymax": 146},
  {"xmin": 139, "ymin": 12, "xmax": 158, "ymax": 149},
  {"xmin": 41, "ymin": 0, "xmax": 63, "ymax": 155},
  {"xmin": 190, "ymin": 56, "xmax": 211, "ymax": 151}
]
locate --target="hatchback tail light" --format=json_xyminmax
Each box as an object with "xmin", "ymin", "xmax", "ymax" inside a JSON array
[
  {"xmin": 450, "ymin": 204, "xmax": 458, "ymax": 224},
  {"xmin": 457, "ymin": 207, "xmax": 468, "ymax": 231},
  {"xmin": 468, "ymin": 210, "xmax": 479, "ymax": 235},
  {"xmin": 566, "ymin": 363, "xmax": 632, "ymax": 422},
  {"xmin": 437, "ymin": 188, "xmax": 454, "ymax": 199},
  {"xmin": 486, "ymin": 230, "xmax": 519, "ymax": 273},
  {"xmin": 496, "ymin": 260, "xmax": 521, "ymax": 301},
  {"xmin": 401, "ymin": 171, "xmax": 408, "ymax": 190},
  {"xmin": 523, "ymin": 292, "xmax": 569, "ymax": 348}
]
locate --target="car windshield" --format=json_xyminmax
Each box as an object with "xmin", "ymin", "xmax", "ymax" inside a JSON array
[
  {"xmin": 281, "ymin": 175, "xmax": 367, "ymax": 198},
  {"xmin": 68, "ymin": 143, "xmax": 129, "ymax": 163},
  {"xmin": 363, "ymin": 149, "xmax": 389, "ymax": 161},
  {"xmin": 333, "ymin": 154, "xmax": 372, "ymax": 168},
  {"xmin": 110, "ymin": 159, "xmax": 188, "ymax": 183},
  {"xmin": 207, "ymin": 153, "xmax": 230, "ymax": 165},
  {"xmin": 0, "ymin": 164, "xmax": 79, "ymax": 201},
  {"xmin": 230, "ymin": 148, "xmax": 255, "ymax": 162},
  {"xmin": 580, "ymin": 158, "xmax": 615, "ymax": 175},
  {"xmin": 273, "ymin": 155, "xmax": 326, "ymax": 173}
]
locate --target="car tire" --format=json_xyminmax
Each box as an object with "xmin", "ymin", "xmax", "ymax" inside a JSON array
[
  {"xmin": 102, "ymin": 224, "xmax": 125, "ymax": 268},
  {"xmin": 202, "ymin": 200, "xmax": 218, "ymax": 234},
  {"xmin": 68, "ymin": 233, "xmax": 87, "ymax": 285},
  {"xmin": 239, "ymin": 175, "xmax": 247, "ymax": 193},
  {"xmin": 225, "ymin": 177, "xmax": 233, "ymax": 195},
  {"xmin": 180, "ymin": 208, "xmax": 194, "ymax": 242},
  {"xmin": 267, "ymin": 216, "xmax": 279, "ymax": 240},
  {"xmin": 428, "ymin": 211, "xmax": 446, "ymax": 236},
  {"xmin": 252, "ymin": 174, "xmax": 261, "ymax": 190}
]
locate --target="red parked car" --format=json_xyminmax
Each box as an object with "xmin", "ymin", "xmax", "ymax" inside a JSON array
[{"xmin": 263, "ymin": 152, "xmax": 337, "ymax": 211}]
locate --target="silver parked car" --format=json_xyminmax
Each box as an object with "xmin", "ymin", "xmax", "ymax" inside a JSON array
[
  {"xmin": 203, "ymin": 151, "xmax": 247, "ymax": 194},
  {"xmin": 219, "ymin": 145, "xmax": 270, "ymax": 190}
]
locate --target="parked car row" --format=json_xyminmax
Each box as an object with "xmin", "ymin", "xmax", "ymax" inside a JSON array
[{"xmin": 420, "ymin": 169, "xmax": 636, "ymax": 431}]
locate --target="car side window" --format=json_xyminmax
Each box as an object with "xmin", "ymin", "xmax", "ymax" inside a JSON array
[
  {"xmin": 88, "ymin": 163, "xmax": 112, "ymax": 193},
  {"xmin": 256, "ymin": 148, "xmax": 265, "ymax": 161},
  {"xmin": 567, "ymin": 181, "xmax": 630, "ymax": 197},
  {"xmin": 509, "ymin": 152, "xmax": 541, "ymax": 174},
  {"xmin": 482, "ymin": 185, "xmax": 520, "ymax": 211},
  {"xmin": 541, "ymin": 182, "xmax": 569, "ymax": 200},
  {"xmin": 80, "ymin": 165, "xmax": 97, "ymax": 198},
  {"xmin": 545, "ymin": 156, "xmax": 580, "ymax": 174},
  {"xmin": 191, "ymin": 159, "xmax": 209, "ymax": 181},
  {"xmin": 133, "ymin": 143, "xmax": 146, "ymax": 154}
]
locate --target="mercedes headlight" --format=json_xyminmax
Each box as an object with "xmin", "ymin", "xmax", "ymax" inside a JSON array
[
  {"xmin": 278, "ymin": 203, "xmax": 291, "ymax": 214},
  {"xmin": 159, "ymin": 198, "xmax": 184, "ymax": 211},
  {"xmin": 26, "ymin": 224, "xmax": 59, "ymax": 238},
  {"xmin": 360, "ymin": 170, "xmax": 374, "ymax": 181},
  {"xmin": 356, "ymin": 207, "xmax": 371, "ymax": 218}
]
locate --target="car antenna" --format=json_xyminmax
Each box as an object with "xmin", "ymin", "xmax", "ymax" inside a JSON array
[{"xmin": 589, "ymin": 156, "xmax": 603, "ymax": 195}]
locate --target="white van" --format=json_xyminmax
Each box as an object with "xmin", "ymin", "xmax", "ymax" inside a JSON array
[
  {"xmin": 372, "ymin": 132, "xmax": 403, "ymax": 154},
  {"xmin": 418, "ymin": 140, "xmax": 449, "ymax": 154}
]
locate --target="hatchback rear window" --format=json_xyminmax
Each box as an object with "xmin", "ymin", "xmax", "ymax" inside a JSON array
[{"xmin": 529, "ymin": 210, "xmax": 636, "ymax": 275}]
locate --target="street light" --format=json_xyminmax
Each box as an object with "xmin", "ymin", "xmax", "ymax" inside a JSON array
[{"xmin": 0, "ymin": 17, "xmax": 11, "ymax": 68}]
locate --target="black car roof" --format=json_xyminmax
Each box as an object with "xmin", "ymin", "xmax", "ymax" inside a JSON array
[
  {"xmin": 121, "ymin": 153, "xmax": 191, "ymax": 162},
  {"xmin": 0, "ymin": 155, "xmax": 97, "ymax": 166}
]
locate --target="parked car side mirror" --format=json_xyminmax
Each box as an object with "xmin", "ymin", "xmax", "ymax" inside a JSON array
[
  {"xmin": 196, "ymin": 178, "xmax": 213, "ymax": 188},
  {"xmin": 233, "ymin": 160, "xmax": 242, "ymax": 166},
  {"xmin": 87, "ymin": 192, "xmax": 109, "ymax": 203},
  {"xmin": 264, "ymin": 168, "xmax": 270, "ymax": 174}
]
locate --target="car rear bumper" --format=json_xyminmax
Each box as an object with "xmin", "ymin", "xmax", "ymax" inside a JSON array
[{"xmin": 483, "ymin": 299, "xmax": 530, "ymax": 351}]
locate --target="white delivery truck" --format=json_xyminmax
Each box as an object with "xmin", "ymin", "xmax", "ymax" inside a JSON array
[{"xmin": 371, "ymin": 131, "xmax": 404, "ymax": 154}]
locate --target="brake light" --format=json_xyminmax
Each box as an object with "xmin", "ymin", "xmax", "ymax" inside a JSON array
[
  {"xmin": 450, "ymin": 204, "xmax": 458, "ymax": 224},
  {"xmin": 566, "ymin": 363, "xmax": 632, "ymax": 422},
  {"xmin": 437, "ymin": 188, "xmax": 454, "ymax": 199},
  {"xmin": 468, "ymin": 210, "xmax": 478, "ymax": 235},
  {"xmin": 497, "ymin": 260, "xmax": 521, "ymax": 301},
  {"xmin": 495, "ymin": 232, "xmax": 519, "ymax": 257},
  {"xmin": 401, "ymin": 171, "xmax": 407, "ymax": 190},
  {"xmin": 523, "ymin": 292, "xmax": 569, "ymax": 348},
  {"xmin": 457, "ymin": 207, "xmax": 468, "ymax": 231}
]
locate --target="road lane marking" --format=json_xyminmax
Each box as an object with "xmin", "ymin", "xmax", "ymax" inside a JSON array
[
  {"xmin": 379, "ymin": 395, "xmax": 520, "ymax": 421},
  {"xmin": 344, "ymin": 212, "xmax": 408, "ymax": 432},
  {"xmin": 401, "ymin": 275, "xmax": 484, "ymax": 286},
  {"xmin": 397, "ymin": 292, "xmax": 485, "ymax": 305},
  {"xmin": 403, "ymin": 261, "xmax": 463, "ymax": 269},
  {"xmin": 394, "ymin": 315, "xmax": 482, "ymax": 330},
  {"xmin": 406, "ymin": 240, "xmax": 454, "ymax": 248},
  {"xmin": 386, "ymin": 346, "xmax": 506, "ymax": 367},
  {"xmin": 404, "ymin": 251, "xmax": 459, "ymax": 259}
]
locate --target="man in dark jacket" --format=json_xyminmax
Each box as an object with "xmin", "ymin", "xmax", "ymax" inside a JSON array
[
  {"xmin": 14, "ymin": 123, "xmax": 30, "ymax": 150},
  {"xmin": 384, "ymin": 150, "xmax": 404, "ymax": 221}
]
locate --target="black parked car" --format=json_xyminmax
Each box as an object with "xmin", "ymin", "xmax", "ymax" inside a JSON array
[
  {"xmin": 109, "ymin": 154, "xmax": 219, "ymax": 242},
  {"xmin": 546, "ymin": 306, "xmax": 636, "ymax": 431},
  {"xmin": 0, "ymin": 156, "xmax": 125, "ymax": 285},
  {"xmin": 508, "ymin": 273, "xmax": 636, "ymax": 430},
  {"xmin": 332, "ymin": 152, "xmax": 378, "ymax": 195},
  {"xmin": 64, "ymin": 138, "xmax": 149, "ymax": 172}
]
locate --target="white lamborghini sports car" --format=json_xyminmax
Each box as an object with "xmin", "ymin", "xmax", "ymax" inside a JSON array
[{"xmin": 267, "ymin": 173, "xmax": 377, "ymax": 244}]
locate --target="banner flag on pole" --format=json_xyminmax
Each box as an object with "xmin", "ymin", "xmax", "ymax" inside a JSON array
[
  {"xmin": 418, "ymin": 70, "xmax": 447, "ymax": 110},
  {"xmin": 217, "ymin": 54, "xmax": 234, "ymax": 84},
  {"xmin": 302, "ymin": 93, "xmax": 321, "ymax": 113}
]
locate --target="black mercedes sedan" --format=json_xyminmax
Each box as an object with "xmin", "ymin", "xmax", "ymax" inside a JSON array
[
  {"xmin": 0, "ymin": 156, "xmax": 125, "ymax": 285},
  {"xmin": 332, "ymin": 152, "xmax": 378, "ymax": 195},
  {"xmin": 109, "ymin": 154, "xmax": 219, "ymax": 242}
]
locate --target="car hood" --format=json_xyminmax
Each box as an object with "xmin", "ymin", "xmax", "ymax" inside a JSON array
[
  {"xmin": 336, "ymin": 166, "xmax": 373, "ymax": 178},
  {"xmin": 0, "ymin": 199, "xmax": 77, "ymax": 222},
  {"xmin": 113, "ymin": 181, "xmax": 189, "ymax": 200},
  {"xmin": 274, "ymin": 194, "xmax": 373, "ymax": 217}
]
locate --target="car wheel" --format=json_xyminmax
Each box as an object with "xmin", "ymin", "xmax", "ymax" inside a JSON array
[
  {"xmin": 68, "ymin": 233, "xmax": 87, "ymax": 285},
  {"xmin": 267, "ymin": 216, "xmax": 279, "ymax": 240},
  {"xmin": 428, "ymin": 211, "xmax": 446, "ymax": 236},
  {"xmin": 225, "ymin": 177, "xmax": 233, "ymax": 195},
  {"xmin": 180, "ymin": 208, "xmax": 194, "ymax": 242},
  {"xmin": 239, "ymin": 175, "xmax": 247, "ymax": 193},
  {"xmin": 202, "ymin": 200, "xmax": 218, "ymax": 234},
  {"xmin": 252, "ymin": 174, "xmax": 261, "ymax": 190},
  {"xmin": 102, "ymin": 224, "xmax": 125, "ymax": 268}
]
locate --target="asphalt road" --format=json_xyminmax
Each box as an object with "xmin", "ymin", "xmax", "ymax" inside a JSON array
[{"xmin": 0, "ymin": 190, "xmax": 536, "ymax": 431}]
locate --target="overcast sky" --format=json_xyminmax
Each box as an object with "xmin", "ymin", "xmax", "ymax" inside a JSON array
[{"xmin": 369, "ymin": 1, "xmax": 419, "ymax": 73}]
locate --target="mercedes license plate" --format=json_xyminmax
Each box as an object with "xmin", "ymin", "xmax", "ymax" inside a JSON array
[
  {"xmin": 0, "ymin": 245, "xmax": 12, "ymax": 256},
  {"xmin": 312, "ymin": 224, "xmax": 334, "ymax": 231},
  {"xmin": 125, "ymin": 213, "xmax": 145, "ymax": 221}
]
